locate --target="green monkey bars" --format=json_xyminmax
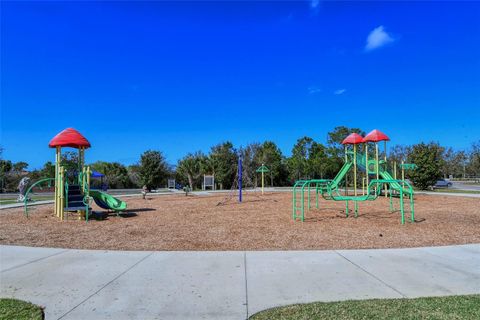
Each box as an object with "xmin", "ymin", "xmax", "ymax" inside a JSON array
[
  {"xmin": 292, "ymin": 150, "xmax": 415, "ymax": 224},
  {"xmin": 293, "ymin": 177, "xmax": 414, "ymax": 224}
]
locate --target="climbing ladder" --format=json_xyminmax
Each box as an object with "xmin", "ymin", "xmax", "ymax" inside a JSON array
[{"xmin": 292, "ymin": 179, "xmax": 331, "ymax": 221}]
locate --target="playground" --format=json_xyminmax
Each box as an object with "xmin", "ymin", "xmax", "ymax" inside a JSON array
[
  {"xmin": 1, "ymin": 128, "xmax": 480, "ymax": 320},
  {"xmin": 1, "ymin": 127, "xmax": 480, "ymax": 251},
  {"xmin": 1, "ymin": 191, "xmax": 479, "ymax": 250}
]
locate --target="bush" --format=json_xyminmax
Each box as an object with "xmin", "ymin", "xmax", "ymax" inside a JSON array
[{"xmin": 408, "ymin": 142, "xmax": 443, "ymax": 190}]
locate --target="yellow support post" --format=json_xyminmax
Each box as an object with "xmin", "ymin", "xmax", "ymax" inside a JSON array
[
  {"xmin": 261, "ymin": 163, "xmax": 264, "ymax": 195},
  {"xmin": 55, "ymin": 147, "xmax": 61, "ymax": 217},
  {"xmin": 82, "ymin": 166, "xmax": 86, "ymax": 193},
  {"xmin": 345, "ymin": 145, "xmax": 348, "ymax": 195},
  {"xmin": 353, "ymin": 144, "xmax": 357, "ymax": 196},
  {"xmin": 394, "ymin": 161, "xmax": 397, "ymax": 179},
  {"xmin": 365, "ymin": 143, "xmax": 369, "ymax": 192},
  {"xmin": 59, "ymin": 166, "xmax": 65, "ymax": 220},
  {"xmin": 87, "ymin": 166, "xmax": 91, "ymax": 194},
  {"xmin": 375, "ymin": 142, "xmax": 379, "ymax": 192},
  {"xmin": 384, "ymin": 140, "xmax": 388, "ymax": 198}
]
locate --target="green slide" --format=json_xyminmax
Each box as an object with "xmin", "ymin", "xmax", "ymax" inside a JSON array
[
  {"xmin": 379, "ymin": 170, "xmax": 413, "ymax": 195},
  {"xmin": 329, "ymin": 161, "xmax": 353, "ymax": 190},
  {"xmin": 90, "ymin": 190, "xmax": 127, "ymax": 211}
]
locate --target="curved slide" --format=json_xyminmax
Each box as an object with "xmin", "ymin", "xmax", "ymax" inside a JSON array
[{"xmin": 90, "ymin": 190, "xmax": 127, "ymax": 211}]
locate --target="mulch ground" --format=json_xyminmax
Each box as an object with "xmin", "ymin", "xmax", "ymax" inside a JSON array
[{"xmin": 0, "ymin": 192, "xmax": 479, "ymax": 251}]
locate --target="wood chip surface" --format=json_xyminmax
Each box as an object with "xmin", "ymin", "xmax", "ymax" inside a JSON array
[{"xmin": 0, "ymin": 192, "xmax": 479, "ymax": 251}]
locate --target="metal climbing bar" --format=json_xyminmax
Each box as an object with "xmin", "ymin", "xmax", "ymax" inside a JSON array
[
  {"xmin": 292, "ymin": 177, "xmax": 415, "ymax": 224},
  {"xmin": 23, "ymin": 178, "xmax": 55, "ymax": 218}
]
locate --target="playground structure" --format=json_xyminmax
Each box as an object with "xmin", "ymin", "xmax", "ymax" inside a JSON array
[
  {"xmin": 217, "ymin": 155, "xmax": 265, "ymax": 205},
  {"xmin": 292, "ymin": 129, "xmax": 416, "ymax": 224},
  {"xmin": 23, "ymin": 128, "xmax": 127, "ymax": 221},
  {"xmin": 256, "ymin": 164, "xmax": 270, "ymax": 195}
]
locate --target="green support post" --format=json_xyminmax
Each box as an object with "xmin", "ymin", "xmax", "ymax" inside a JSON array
[
  {"xmin": 410, "ymin": 194, "xmax": 415, "ymax": 222},
  {"xmin": 307, "ymin": 183, "xmax": 311, "ymax": 210},
  {"xmin": 399, "ymin": 189, "xmax": 405, "ymax": 224},
  {"xmin": 300, "ymin": 184, "xmax": 305, "ymax": 221}
]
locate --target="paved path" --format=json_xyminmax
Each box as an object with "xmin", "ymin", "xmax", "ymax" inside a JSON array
[{"xmin": 1, "ymin": 244, "xmax": 479, "ymax": 319}]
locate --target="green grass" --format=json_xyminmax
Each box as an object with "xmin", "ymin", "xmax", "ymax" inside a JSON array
[
  {"xmin": 0, "ymin": 195, "xmax": 53, "ymax": 206},
  {"xmin": 250, "ymin": 295, "xmax": 480, "ymax": 320},
  {"xmin": 429, "ymin": 189, "xmax": 480, "ymax": 194},
  {"xmin": 0, "ymin": 298, "xmax": 43, "ymax": 320}
]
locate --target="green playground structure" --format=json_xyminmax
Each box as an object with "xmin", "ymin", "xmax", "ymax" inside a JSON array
[
  {"xmin": 24, "ymin": 128, "xmax": 127, "ymax": 222},
  {"xmin": 90, "ymin": 190, "xmax": 127, "ymax": 213},
  {"xmin": 292, "ymin": 129, "xmax": 416, "ymax": 225}
]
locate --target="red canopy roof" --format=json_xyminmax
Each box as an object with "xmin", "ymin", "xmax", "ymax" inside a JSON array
[
  {"xmin": 363, "ymin": 129, "xmax": 390, "ymax": 142},
  {"xmin": 49, "ymin": 128, "xmax": 91, "ymax": 149},
  {"xmin": 342, "ymin": 133, "xmax": 364, "ymax": 145}
]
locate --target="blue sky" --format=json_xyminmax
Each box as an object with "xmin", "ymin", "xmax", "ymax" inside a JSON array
[{"xmin": 1, "ymin": 1, "xmax": 479, "ymax": 169}]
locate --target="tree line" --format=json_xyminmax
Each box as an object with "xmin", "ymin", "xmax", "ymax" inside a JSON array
[{"xmin": 1, "ymin": 127, "xmax": 479, "ymax": 192}]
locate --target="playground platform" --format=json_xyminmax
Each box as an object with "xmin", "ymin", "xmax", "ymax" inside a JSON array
[{"xmin": 1, "ymin": 244, "xmax": 479, "ymax": 319}]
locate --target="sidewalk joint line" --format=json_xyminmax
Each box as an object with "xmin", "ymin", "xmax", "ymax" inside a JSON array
[
  {"xmin": 56, "ymin": 251, "xmax": 154, "ymax": 320},
  {"xmin": 244, "ymin": 251, "xmax": 249, "ymax": 319},
  {"xmin": 1, "ymin": 249, "xmax": 70, "ymax": 273},
  {"xmin": 335, "ymin": 251, "xmax": 407, "ymax": 298}
]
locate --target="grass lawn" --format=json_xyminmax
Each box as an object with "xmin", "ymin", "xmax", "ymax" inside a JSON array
[
  {"xmin": 0, "ymin": 298, "xmax": 43, "ymax": 320},
  {"xmin": 430, "ymin": 189, "xmax": 480, "ymax": 194},
  {"xmin": 0, "ymin": 196, "xmax": 53, "ymax": 206},
  {"xmin": 250, "ymin": 295, "xmax": 480, "ymax": 320}
]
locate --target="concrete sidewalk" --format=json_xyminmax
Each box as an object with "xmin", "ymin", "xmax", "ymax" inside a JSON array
[{"xmin": 1, "ymin": 244, "xmax": 479, "ymax": 320}]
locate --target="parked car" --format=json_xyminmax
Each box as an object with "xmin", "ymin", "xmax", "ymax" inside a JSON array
[{"xmin": 433, "ymin": 179, "xmax": 452, "ymax": 189}]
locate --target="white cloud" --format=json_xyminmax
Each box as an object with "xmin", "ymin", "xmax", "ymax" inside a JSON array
[
  {"xmin": 365, "ymin": 26, "xmax": 395, "ymax": 51},
  {"xmin": 310, "ymin": 0, "xmax": 322, "ymax": 14},
  {"xmin": 334, "ymin": 89, "xmax": 346, "ymax": 95},
  {"xmin": 308, "ymin": 86, "xmax": 322, "ymax": 94},
  {"xmin": 310, "ymin": 0, "xmax": 320, "ymax": 9}
]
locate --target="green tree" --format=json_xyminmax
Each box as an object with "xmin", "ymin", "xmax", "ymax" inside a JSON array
[
  {"xmin": 40, "ymin": 161, "xmax": 56, "ymax": 178},
  {"xmin": 127, "ymin": 165, "xmax": 141, "ymax": 188},
  {"xmin": 308, "ymin": 142, "xmax": 329, "ymax": 179},
  {"xmin": 442, "ymin": 148, "xmax": 467, "ymax": 178},
  {"xmin": 138, "ymin": 150, "xmax": 169, "ymax": 190},
  {"xmin": 0, "ymin": 159, "xmax": 13, "ymax": 192},
  {"xmin": 466, "ymin": 141, "xmax": 480, "ymax": 177},
  {"xmin": 327, "ymin": 126, "xmax": 365, "ymax": 158},
  {"xmin": 255, "ymin": 141, "xmax": 286, "ymax": 186},
  {"xmin": 408, "ymin": 142, "xmax": 444, "ymax": 189},
  {"xmin": 239, "ymin": 143, "xmax": 262, "ymax": 187},
  {"xmin": 208, "ymin": 142, "xmax": 237, "ymax": 189},
  {"xmin": 90, "ymin": 161, "xmax": 132, "ymax": 189},
  {"xmin": 324, "ymin": 126, "xmax": 366, "ymax": 180},
  {"xmin": 287, "ymin": 137, "xmax": 312, "ymax": 180},
  {"xmin": 61, "ymin": 151, "xmax": 79, "ymax": 183},
  {"xmin": 176, "ymin": 152, "xmax": 206, "ymax": 189},
  {"xmin": 12, "ymin": 161, "xmax": 29, "ymax": 172},
  {"xmin": 389, "ymin": 145, "xmax": 413, "ymax": 178},
  {"xmin": 0, "ymin": 160, "xmax": 13, "ymax": 176}
]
